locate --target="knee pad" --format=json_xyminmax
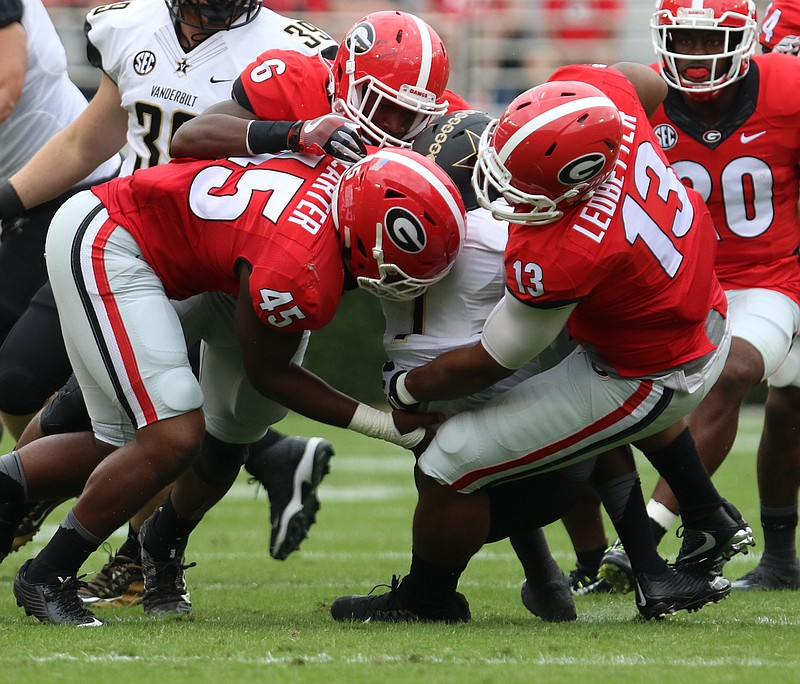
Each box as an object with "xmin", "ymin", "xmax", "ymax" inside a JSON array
[
  {"xmin": 191, "ymin": 433, "xmax": 249, "ymax": 488},
  {"xmin": 40, "ymin": 375, "xmax": 92, "ymax": 435}
]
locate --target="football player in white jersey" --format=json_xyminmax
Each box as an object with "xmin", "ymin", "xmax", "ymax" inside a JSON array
[
  {"xmin": 0, "ymin": 0, "xmax": 120, "ymax": 432},
  {"xmin": 0, "ymin": 0, "xmax": 340, "ymax": 607}
]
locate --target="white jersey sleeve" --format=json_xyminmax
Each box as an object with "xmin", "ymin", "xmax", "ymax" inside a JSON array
[
  {"xmin": 0, "ymin": 0, "xmax": 120, "ymax": 183},
  {"xmin": 85, "ymin": 0, "xmax": 335, "ymax": 176}
]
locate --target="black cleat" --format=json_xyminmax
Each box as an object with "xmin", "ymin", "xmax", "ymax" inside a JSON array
[
  {"xmin": 14, "ymin": 559, "xmax": 104, "ymax": 626},
  {"xmin": 245, "ymin": 434, "xmax": 334, "ymax": 561},
  {"xmin": 731, "ymin": 560, "xmax": 800, "ymax": 591},
  {"xmin": 675, "ymin": 500, "xmax": 755, "ymax": 577},
  {"xmin": 521, "ymin": 575, "xmax": 577, "ymax": 622},
  {"xmin": 330, "ymin": 575, "xmax": 471, "ymax": 623},
  {"xmin": 139, "ymin": 516, "xmax": 195, "ymax": 615},
  {"xmin": 77, "ymin": 549, "xmax": 144, "ymax": 607},
  {"xmin": 568, "ymin": 563, "xmax": 612, "ymax": 596},
  {"xmin": 634, "ymin": 565, "xmax": 730, "ymax": 620},
  {"xmin": 598, "ymin": 539, "xmax": 635, "ymax": 594}
]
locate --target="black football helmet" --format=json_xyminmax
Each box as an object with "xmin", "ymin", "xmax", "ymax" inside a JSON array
[
  {"xmin": 412, "ymin": 110, "xmax": 493, "ymax": 212},
  {"xmin": 167, "ymin": 0, "xmax": 261, "ymax": 32}
]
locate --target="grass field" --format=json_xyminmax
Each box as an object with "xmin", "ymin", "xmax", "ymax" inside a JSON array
[{"xmin": 1, "ymin": 406, "xmax": 798, "ymax": 684}]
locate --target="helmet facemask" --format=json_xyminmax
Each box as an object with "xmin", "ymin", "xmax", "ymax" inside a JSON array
[
  {"xmin": 471, "ymin": 121, "xmax": 607, "ymax": 226},
  {"xmin": 341, "ymin": 222, "xmax": 455, "ymax": 301},
  {"xmin": 167, "ymin": 0, "xmax": 262, "ymax": 33},
  {"xmin": 333, "ymin": 64, "xmax": 447, "ymax": 149},
  {"xmin": 652, "ymin": 2, "xmax": 758, "ymax": 97}
]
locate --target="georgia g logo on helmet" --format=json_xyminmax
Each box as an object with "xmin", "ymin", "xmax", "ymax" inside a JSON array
[
  {"xmin": 385, "ymin": 208, "xmax": 426, "ymax": 253},
  {"xmin": 346, "ymin": 22, "xmax": 376, "ymax": 54},
  {"xmin": 557, "ymin": 153, "xmax": 610, "ymax": 187}
]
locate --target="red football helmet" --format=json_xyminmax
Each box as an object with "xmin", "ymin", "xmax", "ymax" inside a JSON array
[
  {"xmin": 760, "ymin": 1, "xmax": 800, "ymax": 54},
  {"xmin": 333, "ymin": 148, "xmax": 466, "ymax": 301},
  {"xmin": 651, "ymin": 0, "xmax": 758, "ymax": 96},
  {"xmin": 472, "ymin": 81, "xmax": 623, "ymax": 226},
  {"xmin": 332, "ymin": 11, "xmax": 450, "ymax": 149}
]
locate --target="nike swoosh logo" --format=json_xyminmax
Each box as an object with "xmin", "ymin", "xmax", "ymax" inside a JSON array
[
  {"xmin": 210, "ymin": 76, "xmax": 232, "ymax": 84},
  {"xmin": 635, "ymin": 582, "xmax": 647, "ymax": 607},
  {"xmin": 740, "ymin": 131, "xmax": 766, "ymax": 144},
  {"xmin": 680, "ymin": 531, "xmax": 717, "ymax": 560}
]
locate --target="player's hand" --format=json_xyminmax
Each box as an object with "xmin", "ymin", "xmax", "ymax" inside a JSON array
[
  {"xmin": 774, "ymin": 35, "xmax": 800, "ymax": 55},
  {"xmin": 390, "ymin": 408, "xmax": 442, "ymax": 453},
  {"xmin": 289, "ymin": 114, "xmax": 367, "ymax": 164}
]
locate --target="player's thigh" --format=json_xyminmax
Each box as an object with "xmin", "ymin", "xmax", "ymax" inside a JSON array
[
  {"xmin": 419, "ymin": 347, "xmax": 695, "ymax": 492},
  {"xmin": 46, "ymin": 193, "xmax": 201, "ymax": 443}
]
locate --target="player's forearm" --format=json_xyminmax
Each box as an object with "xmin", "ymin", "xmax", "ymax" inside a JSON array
[
  {"xmin": 8, "ymin": 126, "xmax": 119, "ymax": 210},
  {"xmin": 405, "ymin": 343, "xmax": 511, "ymax": 402},
  {"xmin": 170, "ymin": 114, "xmax": 253, "ymax": 159}
]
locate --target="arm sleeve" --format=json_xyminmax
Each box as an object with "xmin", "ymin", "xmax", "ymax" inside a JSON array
[
  {"xmin": 481, "ymin": 294, "xmax": 576, "ymax": 369},
  {"xmin": 0, "ymin": 0, "xmax": 23, "ymax": 27}
]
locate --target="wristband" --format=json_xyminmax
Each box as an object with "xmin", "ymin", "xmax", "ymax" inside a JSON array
[
  {"xmin": 0, "ymin": 180, "xmax": 25, "ymax": 221},
  {"xmin": 347, "ymin": 402, "xmax": 426, "ymax": 449},
  {"xmin": 245, "ymin": 119, "xmax": 296, "ymax": 155},
  {"xmin": 394, "ymin": 372, "xmax": 419, "ymax": 407}
]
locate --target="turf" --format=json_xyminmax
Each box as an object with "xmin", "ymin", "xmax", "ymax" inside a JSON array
[{"xmin": 0, "ymin": 407, "xmax": 796, "ymax": 684}]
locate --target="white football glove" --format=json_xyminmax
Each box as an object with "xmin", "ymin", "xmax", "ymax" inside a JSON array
[
  {"xmin": 774, "ymin": 35, "xmax": 800, "ymax": 55},
  {"xmin": 288, "ymin": 113, "xmax": 367, "ymax": 164}
]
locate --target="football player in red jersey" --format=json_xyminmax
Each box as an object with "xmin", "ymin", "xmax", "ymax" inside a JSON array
[
  {"xmin": 329, "ymin": 62, "xmax": 753, "ymax": 624},
  {"xmin": 758, "ymin": 0, "xmax": 800, "ymax": 55},
  {"xmin": 2, "ymin": 146, "xmax": 465, "ymax": 626},
  {"xmin": 0, "ymin": 0, "xmax": 340, "ymax": 603},
  {"xmin": 170, "ymin": 10, "xmax": 471, "ymax": 160},
  {"xmin": 587, "ymin": 0, "xmax": 800, "ymax": 594}
]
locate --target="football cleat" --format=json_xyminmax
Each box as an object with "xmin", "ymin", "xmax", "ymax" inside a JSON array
[
  {"xmin": 598, "ymin": 539, "xmax": 635, "ymax": 594},
  {"xmin": 14, "ymin": 559, "xmax": 104, "ymax": 626},
  {"xmin": 77, "ymin": 549, "xmax": 144, "ymax": 607},
  {"xmin": 139, "ymin": 515, "xmax": 195, "ymax": 615},
  {"xmin": 674, "ymin": 500, "xmax": 755, "ymax": 577},
  {"xmin": 12, "ymin": 498, "xmax": 68, "ymax": 551},
  {"xmin": 568, "ymin": 563, "xmax": 612, "ymax": 596},
  {"xmin": 635, "ymin": 565, "xmax": 731, "ymax": 620},
  {"xmin": 731, "ymin": 559, "xmax": 800, "ymax": 591},
  {"xmin": 244, "ymin": 434, "xmax": 334, "ymax": 561},
  {"xmin": 330, "ymin": 575, "xmax": 471, "ymax": 623},
  {"xmin": 520, "ymin": 575, "xmax": 577, "ymax": 622}
]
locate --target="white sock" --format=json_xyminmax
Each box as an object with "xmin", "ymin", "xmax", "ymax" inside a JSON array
[{"xmin": 646, "ymin": 499, "xmax": 678, "ymax": 532}]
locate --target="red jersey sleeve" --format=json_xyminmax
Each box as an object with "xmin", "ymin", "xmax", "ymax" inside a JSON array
[{"xmin": 234, "ymin": 49, "xmax": 333, "ymax": 121}]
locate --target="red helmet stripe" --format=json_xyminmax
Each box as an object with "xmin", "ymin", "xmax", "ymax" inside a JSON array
[
  {"xmin": 409, "ymin": 12, "xmax": 434, "ymax": 90},
  {"xmin": 373, "ymin": 149, "xmax": 466, "ymax": 238}
]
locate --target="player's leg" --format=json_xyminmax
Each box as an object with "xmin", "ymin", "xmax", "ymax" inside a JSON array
[
  {"xmin": 733, "ymin": 344, "xmax": 800, "ymax": 590},
  {"xmin": 648, "ymin": 289, "xmax": 798, "ymax": 540},
  {"xmin": 13, "ymin": 192, "xmax": 205, "ymax": 626}
]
